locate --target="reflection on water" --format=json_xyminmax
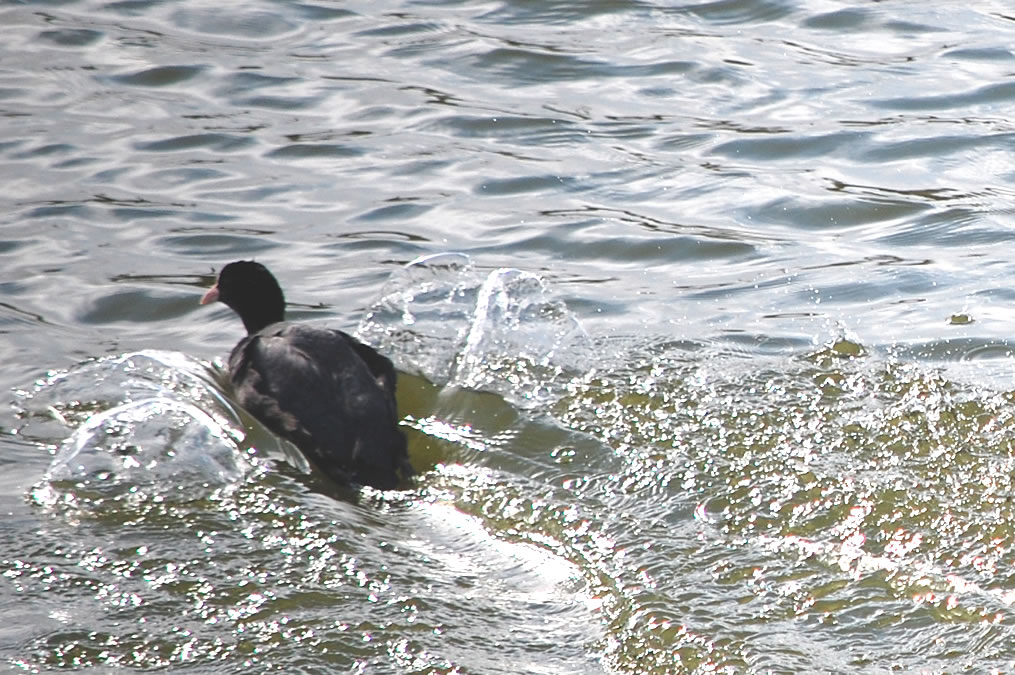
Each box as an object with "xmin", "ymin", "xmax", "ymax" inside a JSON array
[{"xmin": 5, "ymin": 0, "xmax": 1015, "ymax": 671}]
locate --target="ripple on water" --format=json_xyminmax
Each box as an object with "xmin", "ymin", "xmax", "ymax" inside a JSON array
[
  {"xmin": 876, "ymin": 208, "xmax": 1015, "ymax": 248},
  {"xmin": 750, "ymin": 195, "xmax": 929, "ymax": 230},
  {"xmin": 78, "ymin": 289, "xmax": 200, "ymax": 325},
  {"xmin": 857, "ymin": 133, "xmax": 1014, "ymax": 163},
  {"xmin": 870, "ymin": 81, "xmax": 1015, "ymax": 112},
  {"xmin": 266, "ymin": 143, "xmax": 365, "ymax": 160},
  {"xmin": 37, "ymin": 28, "xmax": 105, "ymax": 48},
  {"xmin": 943, "ymin": 47, "xmax": 1015, "ymax": 61},
  {"xmin": 134, "ymin": 133, "xmax": 255, "ymax": 154},
  {"xmin": 109, "ymin": 65, "xmax": 205, "ymax": 88},
  {"xmin": 680, "ymin": 0, "xmax": 797, "ymax": 25},
  {"xmin": 168, "ymin": 7, "xmax": 300, "ymax": 39},
  {"xmin": 156, "ymin": 227, "xmax": 280, "ymax": 257},
  {"xmin": 802, "ymin": 8, "xmax": 873, "ymax": 31},
  {"xmin": 351, "ymin": 200, "xmax": 434, "ymax": 224},
  {"xmin": 712, "ymin": 130, "xmax": 870, "ymax": 161},
  {"xmin": 132, "ymin": 166, "xmax": 230, "ymax": 190},
  {"xmin": 475, "ymin": 0, "xmax": 644, "ymax": 26}
]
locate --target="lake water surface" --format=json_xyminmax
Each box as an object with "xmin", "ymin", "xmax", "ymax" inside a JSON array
[{"xmin": 5, "ymin": 0, "xmax": 1015, "ymax": 672}]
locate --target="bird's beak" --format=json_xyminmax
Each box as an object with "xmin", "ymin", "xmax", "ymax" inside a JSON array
[{"xmin": 200, "ymin": 285, "xmax": 220, "ymax": 305}]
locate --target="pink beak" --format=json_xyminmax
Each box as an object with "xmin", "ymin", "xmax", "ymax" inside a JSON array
[{"xmin": 200, "ymin": 285, "xmax": 220, "ymax": 305}]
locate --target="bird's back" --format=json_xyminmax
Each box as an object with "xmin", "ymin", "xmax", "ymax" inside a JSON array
[{"xmin": 227, "ymin": 322, "xmax": 409, "ymax": 489}]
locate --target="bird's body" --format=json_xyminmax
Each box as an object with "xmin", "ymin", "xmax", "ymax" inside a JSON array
[{"xmin": 202, "ymin": 261, "xmax": 410, "ymax": 489}]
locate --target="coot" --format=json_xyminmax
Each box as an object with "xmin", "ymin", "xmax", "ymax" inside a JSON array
[{"xmin": 201, "ymin": 260, "xmax": 411, "ymax": 489}]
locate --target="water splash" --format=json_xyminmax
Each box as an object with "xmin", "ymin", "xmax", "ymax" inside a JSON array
[
  {"xmin": 358, "ymin": 252, "xmax": 588, "ymax": 408},
  {"xmin": 39, "ymin": 396, "xmax": 248, "ymax": 503},
  {"xmin": 15, "ymin": 350, "xmax": 258, "ymax": 509}
]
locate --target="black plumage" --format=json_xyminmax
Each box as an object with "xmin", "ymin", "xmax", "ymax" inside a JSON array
[{"xmin": 201, "ymin": 260, "xmax": 410, "ymax": 489}]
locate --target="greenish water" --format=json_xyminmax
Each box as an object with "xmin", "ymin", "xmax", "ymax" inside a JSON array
[{"xmin": 4, "ymin": 0, "xmax": 1015, "ymax": 672}]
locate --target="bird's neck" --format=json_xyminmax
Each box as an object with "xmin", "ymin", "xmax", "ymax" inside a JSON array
[{"xmin": 241, "ymin": 308, "xmax": 284, "ymax": 335}]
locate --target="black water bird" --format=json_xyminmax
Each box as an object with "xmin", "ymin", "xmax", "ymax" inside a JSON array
[{"xmin": 201, "ymin": 260, "xmax": 411, "ymax": 489}]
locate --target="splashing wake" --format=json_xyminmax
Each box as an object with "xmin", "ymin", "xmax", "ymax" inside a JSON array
[{"xmin": 358, "ymin": 252, "xmax": 588, "ymax": 408}]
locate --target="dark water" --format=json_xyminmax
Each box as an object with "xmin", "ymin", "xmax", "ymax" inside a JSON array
[{"xmin": 5, "ymin": 0, "xmax": 1015, "ymax": 672}]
